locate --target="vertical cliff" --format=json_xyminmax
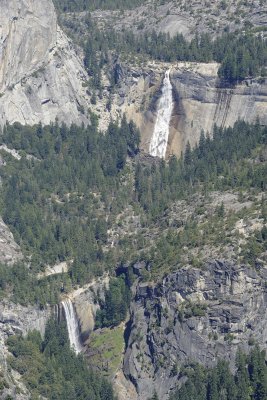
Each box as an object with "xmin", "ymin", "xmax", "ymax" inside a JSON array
[
  {"xmin": 169, "ymin": 63, "xmax": 267, "ymax": 156},
  {"xmin": 0, "ymin": 0, "xmax": 91, "ymax": 127},
  {"xmin": 0, "ymin": 301, "xmax": 51, "ymax": 398},
  {"xmin": 107, "ymin": 62, "xmax": 267, "ymax": 157},
  {"xmin": 123, "ymin": 261, "xmax": 267, "ymax": 400}
]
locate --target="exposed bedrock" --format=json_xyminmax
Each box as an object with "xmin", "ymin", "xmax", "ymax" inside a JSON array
[
  {"xmin": 0, "ymin": 300, "xmax": 52, "ymax": 398},
  {"xmin": 111, "ymin": 62, "xmax": 267, "ymax": 157},
  {"xmin": 0, "ymin": 275, "xmax": 109, "ymax": 397},
  {"xmin": 0, "ymin": 0, "xmax": 90, "ymax": 127},
  {"xmin": 123, "ymin": 260, "xmax": 267, "ymax": 399},
  {"xmin": 1, "ymin": 0, "xmax": 266, "ymax": 154}
]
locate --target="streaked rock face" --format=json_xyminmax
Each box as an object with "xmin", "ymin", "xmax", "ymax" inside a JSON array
[
  {"xmin": 168, "ymin": 64, "xmax": 267, "ymax": 156},
  {"xmin": 0, "ymin": 0, "xmax": 90, "ymax": 127},
  {"xmin": 1, "ymin": 0, "xmax": 266, "ymax": 153},
  {"xmin": 108, "ymin": 62, "xmax": 267, "ymax": 157},
  {"xmin": 0, "ymin": 0, "xmax": 57, "ymax": 92},
  {"xmin": 123, "ymin": 261, "xmax": 267, "ymax": 400}
]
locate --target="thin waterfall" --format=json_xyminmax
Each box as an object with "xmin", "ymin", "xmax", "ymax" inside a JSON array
[
  {"xmin": 61, "ymin": 298, "xmax": 82, "ymax": 354},
  {"xmin": 149, "ymin": 69, "xmax": 173, "ymax": 158}
]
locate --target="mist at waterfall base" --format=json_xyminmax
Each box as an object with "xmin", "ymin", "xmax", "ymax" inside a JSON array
[
  {"xmin": 62, "ymin": 298, "xmax": 82, "ymax": 354},
  {"xmin": 149, "ymin": 69, "xmax": 173, "ymax": 158}
]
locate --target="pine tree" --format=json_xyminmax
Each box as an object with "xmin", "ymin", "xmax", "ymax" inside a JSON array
[{"xmin": 184, "ymin": 141, "xmax": 192, "ymax": 166}]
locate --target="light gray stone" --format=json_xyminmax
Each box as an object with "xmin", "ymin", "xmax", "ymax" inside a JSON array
[
  {"xmin": 123, "ymin": 261, "xmax": 267, "ymax": 399},
  {"xmin": 0, "ymin": 0, "xmax": 91, "ymax": 127}
]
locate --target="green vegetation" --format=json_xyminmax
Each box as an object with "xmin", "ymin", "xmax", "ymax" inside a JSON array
[
  {"xmin": 143, "ymin": 196, "xmax": 267, "ymax": 279},
  {"xmin": 0, "ymin": 117, "xmax": 139, "ymax": 274},
  {"xmin": 135, "ymin": 121, "xmax": 267, "ymax": 217},
  {"xmin": 123, "ymin": 32, "xmax": 267, "ymax": 84},
  {"xmin": 170, "ymin": 346, "xmax": 267, "ymax": 400},
  {"xmin": 78, "ymin": 12, "xmax": 267, "ymax": 86},
  {"xmin": 179, "ymin": 301, "xmax": 207, "ymax": 320},
  {"xmin": 241, "ymin": 225, "xmax": 267, "ymax": 267},
  {"xmin": 53, "ymin": 0, "xmax": 144, "ymax": 12},
  {"xmin": 0, "ymin": 120, "xmax": 266, "ymax": 306},
  {"xmin": 1, "ymin": 2, "xmax": 266, "ymax": 397},
  {"xmin": 88, "ymin": 325, "xmax": 125, "ymax": 377},
  {"xmin": 0, "ymin": 117, "xmax": 140, "ymax": 305},
  {"xmin": 217, "ymin": 34, "xmax": 267, "ymax": 83},
  {"xmin": 6, "ymin": 319, "xmax": 115, "ymax": 399},
  {"xmin": 95, "ymin": 275, "xmax": 131, "ymax": 328},
  {"xmin": 0, "ymin": 372, "xmax": 9, "ymax": 393},
  {"xmin": 0, "ymin": 263, "xmax": 64, "ymax": 306}
]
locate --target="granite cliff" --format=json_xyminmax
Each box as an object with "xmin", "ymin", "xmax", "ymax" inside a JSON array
[
  {"xmin": 0, "ymin": 0, "xmax": 266, "ymax": 158},
  {"xmin": 0, "ymin": 301, "xmax": 51, "ymax": 398},
  {"xmin": 89, "ymin": 0, "xmax": 266, "ymax": 40},
  {"xmin": 0, "ymin": 0, "xmax": 90, "ymax": 127},
  {"xmin": 104, "ymin": 61, "xmax": 267, "ymax": 156},
  {"xmin": 122, "ymin": 260, "xmax": 267, "ymax": 400},
  {"xmin": 0, "ymin": 1, "xmax": 266, "ymax": 399}
]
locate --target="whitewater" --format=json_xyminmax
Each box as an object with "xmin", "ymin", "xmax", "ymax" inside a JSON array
[
  {"xmin": 149, "ymin": 69, "xmax": 173, "ymax": 158},
  {"xmin": 62, "ymin": 298, "xmax": 82, "ymax": 354}
]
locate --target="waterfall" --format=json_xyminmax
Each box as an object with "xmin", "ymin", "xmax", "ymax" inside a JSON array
[
  {"xmin": 61, "ymin": 298, "xmax": 82, "ymax": 354},
  {"xmin": 149, "ymin": 69, "xmax": 173, "ymax": 158}
]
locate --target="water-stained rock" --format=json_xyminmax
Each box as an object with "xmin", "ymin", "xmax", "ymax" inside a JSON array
[{"xmin": 123, "ymin": 260, "xmax": 267, "ymax": 399}]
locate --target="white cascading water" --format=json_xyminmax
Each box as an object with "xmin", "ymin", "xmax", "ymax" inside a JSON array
[
  {"xmin": 149, "ymin": 69, "xmax": 173, "ymax": 158},
  {"xmin": 61, "ymin": 298, "xmax": 82, "ymax": 354}
]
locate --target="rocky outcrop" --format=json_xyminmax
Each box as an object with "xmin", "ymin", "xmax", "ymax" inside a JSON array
[
  {"xmin": 123, "ymin": 260, "xmax": 267, "ymax": 399},
  {"xmin": 108, "ymin": 62, "xmax": 267, "ymax": 157},
  {"xmin": 0, "ymin": 300, "xmax": 51, "ymax": 398},
  {"xmin": 0, "ymin": 0, "xmax": 90, "ymax": 127},
  {"xmin": 1, "ymin": 0, "xmax": 266, "ymax": 156},
  {"xmin": 60, "ymin": 275, "xmax": 109, "ymax": 345},
  {"xmin": 0, "ymin": 300, "xmax": 51, "ymax": 341},
  {"xmin": 0, "ymin": 155, "xmax": 22, "ymax": 265},
  {"xmin": 90, "ymin": 0, "xmax": 266, "ymax": 41},
  {"xmin": 0, "ymin": 275, "xmax": 109, "ymax": 398},
  {"xmin": 169, "ymin": 63, "xmax": 267, "ymax": 155},
  {"xmin": 0, "ymin": 217, "xmax": 22, "ymax": 265}
]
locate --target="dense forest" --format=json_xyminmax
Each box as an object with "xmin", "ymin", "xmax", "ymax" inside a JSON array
[
  {"xmin": 89, "ymin": 30, "xmax": 267, "ymax": 84},
  {"xmin": 53, "ymin": 0, "xmax": 145, "ymax": 12},
  {"xmin": 74, "ymin": 11, "xmax": 267, "ymax": 86},
  {"xmin": 0, "ymin": 119, "xmax": 266, "ymax": 307},
  {"xmin": 134, "ymin": 120, "xmax": 267, "ymax": 216},
  {"xmin": 1, "ymin": 1, "xmax": 266, "ymax": 399},
  {"xmin": 171, "ymin": 347, "xmax": 267, "ymax": 400},
  {"xmin": 0, "ymin": 117, "xmax": 139, "ymax": 270},
  {"xmin": 0, "ymin": 262, "xmax": 64, "ymax": 306},
  {"xmin": 95, "ymin": 274, "xmax": 132, "ymax": 328},
  {"xmin": 7, "ymin": 319, "xmax": 115, "ymax": 399},
  {"xmin": 0, "ymin": 117, "xmax": 139, "ymax": 305}
]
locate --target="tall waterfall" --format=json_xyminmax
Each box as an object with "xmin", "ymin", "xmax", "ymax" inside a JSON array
[
  {"xmin": 61, "ymin": 298, "xmax": 82, "ymax": 354},
  {"xmin": 149, "ymin": 69, "xmax": 173, "ymax": 158}
]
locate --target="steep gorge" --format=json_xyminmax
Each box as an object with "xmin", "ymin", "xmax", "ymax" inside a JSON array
[{"xmin": 0, "ymin": 1, "xmax": 266, "ymax": 399}]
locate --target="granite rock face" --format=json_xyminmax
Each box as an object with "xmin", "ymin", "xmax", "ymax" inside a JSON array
[
  {"xmin": 90, "ymin": 0, "xmax": 266, "ymax": 41},
  {"xmin": 72, "ymin": 276, "xmax": 109, "ymax": 344},
  {"xmin": 1, "ymin": 0, "xmax": 266, "ymax": 155},
  {"xmin": 123, "ymin": 260, "xmax": 267, "ymax": 399},
  {"xmin": 110, "ymin": 62, "xmax": 267, "ymax": 157},
  {"xmin": 169, "ymin": 64, "xmax": 267, "ymax": 155},
  {"xmin": 0, "ymin": 0, "xmax": 90, "ymax": 127},
  {"xmin": 0, "ymin": 217, "xmax": 22, "ymax": 265},
  {"xmin": 0, "ymin": 300, "xmax": 52, "ymax": 399}
]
